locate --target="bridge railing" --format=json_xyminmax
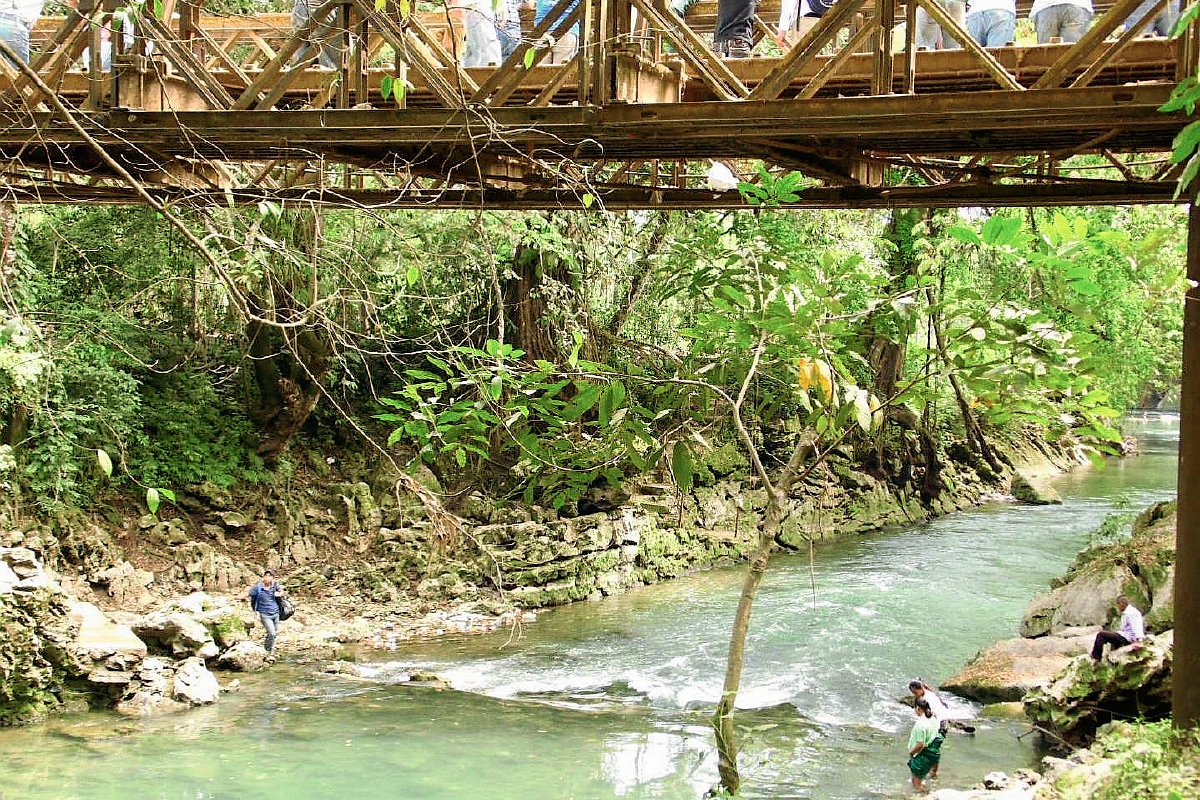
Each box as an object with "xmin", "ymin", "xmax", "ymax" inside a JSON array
[{"xmin": 2, "ymin": 0, "xmax": 1198, "ymax": 113}]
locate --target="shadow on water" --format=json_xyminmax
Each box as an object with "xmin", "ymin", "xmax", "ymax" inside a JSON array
[{"xmin": 0, "ymin": 414, "xmax": 1179, "ymax": 800}]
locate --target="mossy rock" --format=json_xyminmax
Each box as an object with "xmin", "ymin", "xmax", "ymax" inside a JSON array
[{"xmin": 207, "ymin": 613, "xmax": 248, "ymax": 649}]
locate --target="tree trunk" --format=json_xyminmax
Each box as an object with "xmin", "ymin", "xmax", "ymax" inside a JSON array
[
  {"xmin": 712, "ymin": 412, "xmax": 815, "ymax": 795},
  {"xmin": 713, "ymin": 488, "xmax": 789, "ymax": 794},
  {"xmin": 495, "ymin": 228, "xmax": 599, "ymax": 364},
  {"xmin": 925, "ymin": 285, "xmax": 1004, "ymax": 475},
  {"xmin": 243, "ymin": 210, "xmax": 333, "ymax": 462}
]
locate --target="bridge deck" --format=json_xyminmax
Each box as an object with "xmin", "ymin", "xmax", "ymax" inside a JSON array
[{"xmin": 0, "ymin": 0, "xmax": 1195, "ymax": 209}]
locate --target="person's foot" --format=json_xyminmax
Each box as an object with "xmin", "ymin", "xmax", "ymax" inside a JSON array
[{"xmin": 724, "ymin": 37, "xmax": 752, "ymax": 59}]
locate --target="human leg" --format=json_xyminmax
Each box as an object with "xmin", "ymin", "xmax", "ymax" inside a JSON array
[
  {"xmin": 1058, "ymin": 5, "xmax": 1092, "ymax": 43},
  {"xmin": 915, "ymin": 6, "xmax": 941, "ymax": 48},
  {"xmin": 549, "ymin": 30, "xmax": 578, "ymax": 64},
  {"xmin": 714, "ymin": 0, "xmax": 756, "ymax": 54},
  {"xmin": 984, "ymin": 10, "xmax": 1016, "ymax": 46},
  {"xmin": 1091, "ymin": 630, "xmax": 1130, "ymax": 660},
  {"xmin": 941, "ymin": 1, "xmax": 967, "ymax": 49},
  {"xmin": 463, "ymin": 0, "xmax": 503, "ymax": 66},
  {"xmin": 0, "ymin": 14, "xmax": 31, "ymax": 65},
  {"xmin": 260, "ymin": 612, "xmax": 279, "ymax": 652}
]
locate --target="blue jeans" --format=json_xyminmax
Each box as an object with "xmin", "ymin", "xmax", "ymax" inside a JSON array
[
  {"xmin": 291, "ymin": 0, "xmax": 340, "ymax": 69},
  {"xmin": 1033, "ymin": 4, "xmax": 1092, "ymax": 43},
  {"xmin": 1124, "ymin": 0, "xmax": 1179, "ymax": 36},
  {"xmin": 714, "ymin": 0, "xmax": 755, "ymax": 45},
  {"xmin": 916, "ymin": 1, "xmax": 967, "ymax": 50},
  {"xmin": 259, "ymin": 612, "xmax": 280, "ymax": 652},
  {"xmin": 0, "ymin": 13, "xmax": 31, "ymax": 66},
  {"xmin": 967, "ymin": 10, "xmax": 1016, "ymax": 47}
]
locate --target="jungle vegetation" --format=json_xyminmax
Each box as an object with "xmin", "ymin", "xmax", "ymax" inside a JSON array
[{"xmin": 0, "ymin": 197, "xmax": 1187, "ymax": 791}]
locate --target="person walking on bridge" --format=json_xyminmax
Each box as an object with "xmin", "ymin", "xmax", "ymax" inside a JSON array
[
  {"xmin": 0, "ymin": 0, "xmax": 45, "ymax": 65},
  {"xmin": 1029, "ymin": 0, "xmax": 1093, "ymax": 44},
  {"xmin": 714, "ymin": 0, "xmax": 756, "ymax": 58},
  {"xmin": 1123, "ymin": 0, "xmax": 1178, "ymax": 37},
  {"xmin": 966, "ymin": 0, "xmax": 1016, "ymax": 48}
]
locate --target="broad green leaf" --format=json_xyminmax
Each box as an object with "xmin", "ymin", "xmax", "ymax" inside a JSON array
[
  {"xmin": 146, "ymin": 487, "xmax": 161, "ymax": 515},
  {"xmin": 671, "ymin": 441, "xmax": 693, "ymax": 493},
  {"xmin": 946, "ymin": 226, "xmax": 981, "ymax": 245},
  {"xmin": 97, "ymin": 449, "xmax": 113, "ymax": 477},
  {"xmin": 524, "ymin": 46, "xmax": 536, "ymax": 69},
  {"xmin": 381, "ymin": 75, "xmax": 394, "ymax": 100},
  {"xmin": 582, "ymin": 193, "xmax": 595, "ymax": 209}
]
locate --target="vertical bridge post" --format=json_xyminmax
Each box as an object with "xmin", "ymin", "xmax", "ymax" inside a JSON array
[{"xmin": 1177, "ymin": 203, "xmax": 1200, "ymax": 729}]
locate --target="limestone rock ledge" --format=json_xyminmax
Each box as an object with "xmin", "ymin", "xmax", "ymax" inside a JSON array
[{"xmin": 942, "ymin": 627, "xmax": 1099, "ymax": 703}]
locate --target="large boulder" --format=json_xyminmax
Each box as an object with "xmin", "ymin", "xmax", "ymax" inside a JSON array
[
  {"xmin": 1021, "ymin": 500, "xmax": 1176, "ymax": 638},
  {"xmin": 941, "ymin": 628, "xmax": 1098, "ymax": 703},
  {"xmin": 215, "ymin": 641, "xmax": 269, "ymax": 672},
  {"xmin": 130, "ymin": 611, "xmax": 219, "ymax": 659},
  {"xmin": 1011, "ymin": 472, "xmax": 1063, "ymax": 505},
  {"xmin": 164, "ymin": 592, "xmax": 249, "ymax": 648},
  {"xmin": 1021, "ymin": 565, "xmax": 1133, "ymax": 638},
  {"xmin": 1023, "ymin": 632, "xmax": 1173, "ymax": 749},
  {"xmin": 115, "ymin": 658, "xmax": 188, "ymax": 716},
  {"xmin": 171, "ymin": 658, "xmax": 220, "ymax": 705}
]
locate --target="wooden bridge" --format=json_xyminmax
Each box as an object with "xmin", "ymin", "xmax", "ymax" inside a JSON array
[{"xmin": 0, "ymin": 0, "xmax": 1196, "ymax": 209}]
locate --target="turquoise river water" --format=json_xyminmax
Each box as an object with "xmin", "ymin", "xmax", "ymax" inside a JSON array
[{"xmin": 0, "ymin": 414, "xmax": 1180, "ymax": 800}]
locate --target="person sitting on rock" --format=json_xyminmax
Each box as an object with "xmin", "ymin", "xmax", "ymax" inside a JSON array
[{"xmin": 1090, "ymin": 594, "xmax": 1145, "ymax": 660}]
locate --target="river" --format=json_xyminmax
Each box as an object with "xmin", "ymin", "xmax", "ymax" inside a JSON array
[{"xmin": 0, "ymin": 414, "xmax": 1179, "ymax": 800}]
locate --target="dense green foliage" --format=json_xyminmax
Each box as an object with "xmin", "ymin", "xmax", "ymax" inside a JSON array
[
  {"xmin": 0, "ymin": 198, "xmax": 1185, "ymax": 517},
  {"xmin": 1046, "ymin": 720, "xmax": 1200, "ymax": 800}
]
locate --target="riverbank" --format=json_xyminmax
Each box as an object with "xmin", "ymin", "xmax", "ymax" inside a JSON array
[
  {"xmin": 0, "ymin": 415, "xmax": 1180, "ymax": 799},
  {"xmin": 0, "ymin": 422, "xmax": 1088, "ymax": 725},
  {"xmin": 933, "ymin": 488, "xmax": 1184, "ymax": 798}
]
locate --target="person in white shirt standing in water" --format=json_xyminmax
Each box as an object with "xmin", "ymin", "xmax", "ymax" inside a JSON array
[
  {"xmin": 1091, "ymin": 594, "xmax": 1146, "ymax": 660},
  {"xmin": 908, "ymin": 679, "xmax": 950, "ymax": 779}
]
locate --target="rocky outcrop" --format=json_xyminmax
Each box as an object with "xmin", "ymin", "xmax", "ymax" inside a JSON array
[
  {"xmin": 1023, "ymin": 633, "xmax": 1173, "ymax": 748},
  {"xmin": 114, "ymin": 656, "xmax": 222, "ymax": 715},
  {"xmin": 120, "ymin": 592, "xmax": 249, "ymax": 659},
  {"xmin": 945, "ymin": 501, "xmax": 1176, "ymax": 706},
  {"xmin": 0, "ymin": 547, "xmax": 151, "ymax": 724},
  {"xmin": 942, "ymin": 627, "xmax": 1099, "ymax": 703},
  {"xmin": 1022, "ymin": 501, "xmax": 1175, "ymax": 638},
  {"xmin": 1011, "ymin": 472, "xmax": 1063, "ymax": 505}
]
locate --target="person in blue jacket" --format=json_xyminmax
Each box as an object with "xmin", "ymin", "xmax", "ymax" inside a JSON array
[{"xmin": 248, "ymin": 569, "xmax": 286, "ymax": 658}]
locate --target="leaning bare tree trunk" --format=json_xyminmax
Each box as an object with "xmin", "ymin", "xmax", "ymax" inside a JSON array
[
  {"xmin": 711, "ymin": 335, "xmax": 819, "ymax": 793},
  {"xmin": 713, "ymin": 487, "xmax": 790, "ymax": 794}
]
